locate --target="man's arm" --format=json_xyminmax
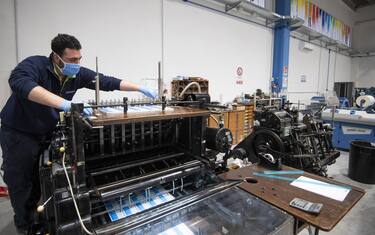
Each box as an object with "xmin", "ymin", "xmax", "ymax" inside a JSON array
[
  {"xmin": 27, "ymin": 86, "xmax": 66, "ymax": 109},
  {"xmin": 119, "ymin": 80, "xmax": 140, "ymax": 91},
  {"xmin": 9, "ymin": 57, "xmax": 67, "ymax": 109},
  {"xmin": 119, "ymin": 80, "xmax": 157, "ymax": 98},
  {"xmin": 27, "ymin": 79, "xmax": 141, "ymax": 110}
]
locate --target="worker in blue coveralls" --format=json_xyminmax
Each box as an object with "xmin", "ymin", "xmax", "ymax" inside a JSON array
[{"xmin": 0, "ymin": 34, "xmax": 156, "ymax": 234}]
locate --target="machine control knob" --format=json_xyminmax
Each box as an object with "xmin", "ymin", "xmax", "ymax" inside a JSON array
[{"xmin": 59, "ymin": 146, "xmax": 65, "ymax": 153}]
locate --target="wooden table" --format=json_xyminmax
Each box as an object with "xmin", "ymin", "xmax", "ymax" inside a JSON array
[{"xmin": 219, "ymin": 165, "xmax": 365, "ymax": 234}]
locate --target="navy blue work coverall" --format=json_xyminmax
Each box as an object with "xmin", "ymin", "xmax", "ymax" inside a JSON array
[{"xmin": 0, "ymin": 55, "xmax": 122, "ymax": 229}]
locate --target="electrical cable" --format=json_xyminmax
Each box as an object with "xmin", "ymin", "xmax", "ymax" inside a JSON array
[
  {"xmin": 62, "ymin": 151, "xmax": 94, "ymax": 235},
  {"xmin": 209, "ymin": 114, "xmax": 220, "ymax": 126},
  {"xmin": 179, "ymin": 82, "xmax": 202, "ymax": 98}
]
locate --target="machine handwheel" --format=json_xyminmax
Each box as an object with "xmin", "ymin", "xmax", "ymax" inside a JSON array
[{"xmin": 252, "ymin": 129, "xmax": 285, "ymax": 159}]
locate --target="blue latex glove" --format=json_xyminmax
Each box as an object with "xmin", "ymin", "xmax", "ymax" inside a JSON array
[
  {"xmin": 59, "ymin": 100, "xmax": 93, "ymax": 116},
  {"xmin": 59, "ymin": 100, "xmax": 71, "ymax": 112},
  {"xmin": 139, "ymin": 86, "xmax": 157, "ymax": 99}
]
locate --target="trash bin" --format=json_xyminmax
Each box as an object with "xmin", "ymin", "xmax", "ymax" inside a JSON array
[{"xmin": 348, "ymin": 141, "xmax": 375, "ymax": 184}]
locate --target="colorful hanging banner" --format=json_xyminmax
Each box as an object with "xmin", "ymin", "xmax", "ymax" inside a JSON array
[{"xmin": 291, "ymin": 0, "xmax": 351, "ymax": 47}]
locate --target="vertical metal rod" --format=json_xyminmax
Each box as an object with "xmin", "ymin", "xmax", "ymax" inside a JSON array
[
  {"xmin": 162, "ymin": 96, "xmax": 166, "ymax": 111},
  {"xmin": 95, "ymin": 57, "xmax": 100, "ymax": 114},
  {"xmin": 175, "ymin": 121, "xmax": 179, "ymax": 144},
  {"xmin": 158, "ymin": 121, "xmax": 162, "ymax": 146},
  {"xmin": 99, "ymin": 128, "xmax": 104, "ymax": 155},
  {"xmin": 111, "ymin": 125, "xmax": 115, "ymax": 154},
  {"xmin": 150, "ymin": 121, "xmax": 154, "ymax": 148},
  {"xmin": 121, "ymin": 124, "xmax": 126, "ymax": 154},
  {"xmin": 172, "ymin": 180, "xmax": 175, "ymax": 194},
  {"xmin": 132, "ymin": 122, "xmax": 136, "ymax": 153},
  {"xmin": 120, "ymin": 195, "xmax": 123, "ymax": 212},
  {"xmin": 326, "ymin": 49, "xmax": 331, "ymax": 91},
  {"xmin": 158, "ymin": 61, "xmax": 162, "ymax": 99},
  {"xmin": 123, "ymin": 97, "xmax": 128, "ymax": 113},
  {"xmin": 180, "ymin": 178, "xmax": 184, "ymax": 192},
  {"xmin": 171, "ymin": 120, "xmax": 176, "ymax": 145},
  {"xmin": 200, "ymin": 116, "xmax": 205, "ymax": 157},
  {"xmin": 189, "ymin": 117, "xmax": 192, "ymax": 151},
  {"xmin": 128, "ymin": 193, "xmax": 133, "ymax": 207},
  {"xmin": 147, "ymin": 187, "xmax": 152, "ymax": 201},
  {"xmin": 141, "ymin": 122, "xmax": 145, "ymax": 151}
]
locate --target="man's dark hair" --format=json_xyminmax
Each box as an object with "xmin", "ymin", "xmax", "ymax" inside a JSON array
[{"xmin": 51, "ymin": 34, "xmax": 81, "ymax": 56}]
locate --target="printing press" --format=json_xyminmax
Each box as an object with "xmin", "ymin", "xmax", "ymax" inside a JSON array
[
  {"xmin": 38, "ymin": 94, "xmax": 294, "ymax": 235},
  {"xmin": 234, "ymin": 108, "xmax": 340, "ymax": 176}
]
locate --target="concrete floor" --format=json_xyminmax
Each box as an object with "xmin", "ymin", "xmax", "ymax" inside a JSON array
[
  {"xmin": 0, "ymin": 151, "xmax": 374, "ymax": 235},
  {"xmin": 299, "ymin": 151, "xmax": 375, "ymax": 235}
]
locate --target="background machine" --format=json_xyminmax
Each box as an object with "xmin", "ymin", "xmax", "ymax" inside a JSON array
[
  {"xmin": 234, "ymin": 107, "xmax": 339, "ymax": 176},
  {"xmin": 322, "ymin": 95, "xmax": 375, "ymax": 150}
]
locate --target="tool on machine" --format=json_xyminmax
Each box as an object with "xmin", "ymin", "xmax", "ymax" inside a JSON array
[{"xmin": 37, "ymin": 196, "xmax": 53, "ymax": 213}]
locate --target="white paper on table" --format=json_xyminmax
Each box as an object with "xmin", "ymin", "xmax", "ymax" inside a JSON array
[{"xmin": 290, "ymin": 176, "xmax": 350, "ymax": 202}]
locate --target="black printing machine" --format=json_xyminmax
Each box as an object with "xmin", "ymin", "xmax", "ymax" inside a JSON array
[{"xmin": 38, "ymin": 95, "xmax": 294, "ymax": 235}]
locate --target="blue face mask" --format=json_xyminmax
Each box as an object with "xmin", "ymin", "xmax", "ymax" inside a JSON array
[{"xmin": 53, "ymin": 51, "xmax": 81, "ymax": 77}]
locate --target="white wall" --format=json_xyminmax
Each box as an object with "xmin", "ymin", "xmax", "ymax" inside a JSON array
[
  {"xmin": 288, "ymin": 39, "xmax": 322, "ymax": 100},
  {"xmin": 288, "ymin": 37, "xmax": 352, "ymax": 104},
  {"xmin": 334, "ymin": 52, "xmax": 352, "ymax": 83},
  {"xmin": 0, "ymin": 0, "xmax": 17, "ymax": 186},
  {"xmin": 1, "ymin": 0, "xmax": 365, "ymax": 106},
  {"xmin": 286, "ymin": 0, "xmax": 355, "ymax": 104},
  {"xmin": 16, "ymin": 0, "xmax": 163, "ymax": 102},
  {"xmin": 352, "ymin": 20, "xmax": 375, "ymax": 53},
  {"xmin": 6, "ymin": 0, "xmax": 274, "ymax": 103},
  {"xmin": 288, "ymin": 0, "xmax": 375, "ymax": 104},
  {"xmin": 0, "ymin": 0, "xmax": 16, "ymax": 111},
  {"xmin": 352, "ymin": 4, "xmax": 375, "ymax": 53},
  {"xmin": 351, "ymin": 5, "xmax": 375, "ymax": 89},
  {"xmin": 351, "ymin": 57, "xmax": 375, "ymax": 87},
  {"xmin": 163, "ymin": 0, "xmax": 273, "ymax": 102}
]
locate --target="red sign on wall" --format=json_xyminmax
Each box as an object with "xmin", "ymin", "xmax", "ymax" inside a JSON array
[{"xmin": 237, "ymin": 67, "xmax": 243, "ymax": 76}]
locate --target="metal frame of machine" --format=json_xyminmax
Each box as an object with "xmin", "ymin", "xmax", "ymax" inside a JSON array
[{"xmin": 37, "ymin": 95, "xmax": 294, "ymax": 235}]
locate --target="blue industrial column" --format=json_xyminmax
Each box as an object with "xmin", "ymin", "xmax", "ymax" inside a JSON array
[{"xmin": 272, "ymin": 0, "xmax": 291, "ymax": 94}]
